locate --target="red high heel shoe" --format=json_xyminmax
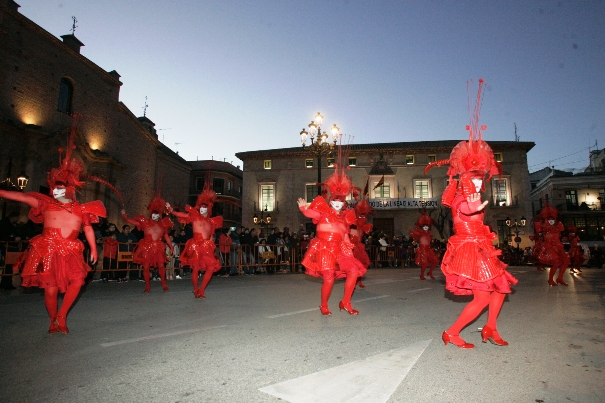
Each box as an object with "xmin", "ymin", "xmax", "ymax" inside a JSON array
[
  {"xmin": 419, "ymin": 274, "xmax": 426, "ymax": 280},
  {"xmin": 339, "ymin": 301, "xmax": 359, "ymax": 315},
  {"xmin": 319, "ymin": 305, "xmax": 332, "ymax": 316},
  {"xmin": 56, "ymin": 315, "xmax": 69, "ymax": 334},
  {"xmin": 548, "ymin": 279, "xmax": 557, "ymax": 286},
  {"xmin": 556, "ymin": 278, "xmax": 568, "ymax": 286},
  {"xmin": 162, "ymin": 283, "xmax": 169, "ymax": 292},
  {"xmin": 48, "ymin": 317, "xmax": 59, "ymax": 334},
  {"xmin": 143, "ymin": 286, "xmax": 150, "ymax": 293},
  {"xmin": 441, "ymin": 331, "xmax": 474, "ymax": 349},
  {"xmin": 357, "ymin": 281, "xmax": 366, "ymax": 289},
  {"xmin": 428, "ymin": 272, "xmax": 435, "ymax": 280},
  {"xmin": 481, "ymin": 325, "xmax": 508, "ymax": 346}
]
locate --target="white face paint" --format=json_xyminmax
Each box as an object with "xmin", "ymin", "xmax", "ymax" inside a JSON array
[
  {"xmin": 151, "ymin": 213, "xmax": 161, "ymax": 221},
  {"xmin": 330, "ymin": 200, "xmax": 344, "ymax": 212},
  {"xmin": 471, "ymin": 178, "xmax": 483, "ymax": 193},
  {"xmin": 422, "ymin": 225, "xmax": 429, "ymax": 231},
  {"xmin": 548, "ymin": 219, "xmax": 555, "ymax": 225},
  {"xmin": 53, "ymin": 187, "xmax": 66, "ymax": 200},
  {"xmin": 200, "ymin": 206, "xmax": 208, "ymax": 215}
]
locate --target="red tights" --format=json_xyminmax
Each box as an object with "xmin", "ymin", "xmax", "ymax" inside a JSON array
[
  {"xmin": 44, "ymin": 285, "xmax": 81, "ymax": 326},
  {"xmin": 143, "ymin": 266, "xmax": 168, "ymax": 292},
  {"xmin": 447, "ymin": 290, "xmax": 505, "ymax": 336},
  {"xmin": 191, "ymin": 269, "xmax": 213, "ymax": 296},
  {"xmin": 320, "ymin": 274, "xmax": 357, "ymax": 307},
  {"xmin": 548, "ymin": 265, "xmax": 568, "ymax": 282}
]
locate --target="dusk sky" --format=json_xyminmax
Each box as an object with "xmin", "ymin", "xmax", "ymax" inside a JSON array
[{"xmin": 18, "ymin": 1, "xmax": 605, "ymax": 172}]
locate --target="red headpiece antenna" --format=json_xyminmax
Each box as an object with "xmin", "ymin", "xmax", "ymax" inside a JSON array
[
  {"xmin": 47, "ymin": 113, "xmax": 85, "ymax": 199},
  {"xmin": 424, "ymin": 79, "xmax": 501, "ymax": 205},
  {"xmin": 416, "ymin": 209, "xmax": 434, "ymax": 227},
  {"xmin": 324, "ymin": 134, "xmax": 353, "ymax": 202},
  {"xmin": 147, "ymin": 195, "xmax": 168, "ymax": 215},
  {"xmin": 539, "ymin": 201, "xmax": 559, "ymax": 220}
]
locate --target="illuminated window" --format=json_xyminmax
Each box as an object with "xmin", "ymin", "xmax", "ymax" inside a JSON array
[
  {"xmin": 492, "ymin": 178, "xmax": 509, "ymax": 206},
  {"xmin": 348, "ymin": 157, "xmax": 357, "ymax": 166},
  {"xmin": 306, "ymin": 184, "xmax": 318, "ymax": 202},
  {"xmin": 305, "ymin": 159, "xmax": 314, "ymax": 168},
  {"xmin": 327, "ymin": 158, "xmax": 335, "ymax": 167},
  {"xmin": 57, "ymin": 78, "xmax": 73, "ymax": 114},
  {"xmin": 264, "ymin": 160, "xmax": 272, "ymax": 169},
  {"xmin": 414, "ymin": 179, "xmax": 430, "ymax": 198},
  {"xmin": 374, "ymin": 183, "xmax": 390, "ymax": 198},
  {"xmin": 428, "ymin": 155, "xmax": 436, "ymax": 163},
  {"xmin": 494, "ymin": 153, "xmax": 503, "ymax": 162},
  {"xmin": 406, "ymin": 155, "xmax": 414, "ymax": 165},
  {"xmin": 260, "ymin": 184, "xmax": 275, "ymax": 211}
]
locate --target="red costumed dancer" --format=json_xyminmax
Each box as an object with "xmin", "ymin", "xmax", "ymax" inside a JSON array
[
  {"xmin": 0, "ymin": 119, "xmax": 107, "ymax": 334},
  {"xmin": 425, "ymin": 79, "xmax": 517, "ymax": 348},
  {"xmin": 168, "ymin": 186, "xmax": 223, "ymax": 298},
  {"xmin": 409, "ymin": 210, "xmax": 440, "ymax": 280},
  {"xmin": 297, "ymin": 140, "xmax": 366, "ymax": 316},
  {"xmin": 350, "ymin": 198, "xmax": 373, "ymax": 289},
  {"xmin": 566, "ymin": 226, "xmax": 584, "ymax": 274},
  {"xmin": 534, "ymin": 203, "xmax": 570, "ymax": 286},
  {"xmin": 121, "ymin": 197, "xmax": 174, "ymax": 293}
]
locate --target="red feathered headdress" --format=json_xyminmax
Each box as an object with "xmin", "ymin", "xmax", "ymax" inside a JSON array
[
  {"xmin": 567, "ymin": 225, "xmax": 578, "ymax": 234},
  {"xmin": 47, "ymin": 114, "xmax": 86, "ymax": 200},
  {"xmin": 148, "ymin": 195, "xmax": 168, "ymax": 215},
  {"xmin": 424, "ymin": 79, "xmax": 501, "ymax": 206},
  {"xmin": 416, "ymin": 209, "xmax": 434, "ymax": 227},
  {"xmin": 539, "ymin": 201, "xmax": 559, "ymax": 220},
  {"xmin": 196, "ymin": 188, "xmax": 217, "ymax": 211},
  {"xmin": 323, "ymin": 134, "xmax": 353, "ymax": 203}
]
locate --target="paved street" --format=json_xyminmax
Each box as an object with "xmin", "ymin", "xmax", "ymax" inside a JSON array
[{"xmin": 1, "ymin": 267, "xmax": 604, "ymax": 403}]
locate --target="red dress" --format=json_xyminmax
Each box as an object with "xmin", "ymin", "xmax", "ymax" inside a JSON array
[
  {"xmin": 536, "ymin": 221, "xmax": 570, "ymax": 267},
  {"xmin": 441, "ymin": 195, "xmax": 517, "ymax": 295},
  {"xmin": 350, "ymin": 217, "xmax": 372, "ymax": 268},
  {"xmin": 409, "ymin": 227, "xmax": 439, "ymax": 268},
  {"xmin": 301, "ymin": 197, "xmax": 366, "ymax": 280},
  {"xmin": 178, "ymin": 207, "xmax": 223, "ymax": 272},
  {"xmin": 18, "ymin": 193, "xmax": 106, "ymax": 292},
  {"xmin": 132, "ymin": 216, "xmax": 174, "ymax": 268}
]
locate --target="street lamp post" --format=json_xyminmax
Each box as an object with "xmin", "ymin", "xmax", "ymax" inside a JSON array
[
  {"xmin": 299, "ymin": 112, "xmax": 340, "ymax": 197},
  {"xmin": 506, "ymin": 216, "xmax": 527, "ymax": 261},
  {"xmin": 253, "ymin": 204, "xmax": 273, "ymax": 237}
]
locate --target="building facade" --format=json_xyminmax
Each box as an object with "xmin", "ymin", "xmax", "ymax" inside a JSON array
[
  {"xmin": 186, "ymin": 160, "xmax": 242, "ymax": 230},
  {"xmin": 236, "ymin": 139, "xmax": 535, "ymax": 248},
  {"xmin": 530, "ymin": 164, "xmax": 605, "ymax": 242},
  {"xmin": 0, "ymin": 1, "xmax": 190, "ymax": 224}
]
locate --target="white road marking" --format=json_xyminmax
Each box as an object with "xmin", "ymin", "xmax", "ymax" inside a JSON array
[
  {"xmin": 100, "ymin": 325, "xmax": 227, "ymax": 347},
  {"xmin": 259, "ymin": 339, "xmax": 432, "ymax": 403},
  {"xmin": 408, "ymin": 287, "xmax": 431, "ymax": 292},
  {"xmin": 265, "ymin": 295, "xmax": 390, "ymax": 319}
]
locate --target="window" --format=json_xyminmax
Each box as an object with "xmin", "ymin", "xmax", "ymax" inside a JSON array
[
  {"xmin": 264, "ymin": 160, "xmax": 272, "ymax": 169},
  {"xmin": 494, "ymin": 153, "xmax": 503, "ymax": 162},
  {"xmin": 428, "ymin": 155, "xmax": 436, "ymax": 163},
  {"xmin": 566, "ymin": 190, "xmax": 578, "ymax": 209},
  {"xmin": 327, "ymin": 158, "xmax": 335, "ymax": 167},
  {"xmin": 57, "ymin": 78, "xmax": 73, "ymax": 114},
  {"xmin": 227, "ymin": 181, "xmax": 232, "ymax": 191},
  {"xmin": 196, "ymin": 177, "xmax": 205, "ymax": 191},
  {"xmin": 238, "ymin": 186, "xmax": 242, "ymax": 194},
  {"xmin": 213, "ymin": 178, "xmax": 224, "ymax": 194},
  {"xmin": 496, "ymin": 219, "xmax": 508, "ymax": 246},
  {"xmin": 492, "ymin": 178, "xmax": 509, "ymax": 206},
  {"xmin": 305, "ymin": 159, "xmax": 314, "ymax": 168},
  {"xmin": 306, "ymin": 184, "xmax": 318, "ymax": 202},
  {"xmin": 414, "ymin": 179, "xmax": 430, "ymax": 198},
  {"xmin": 406, "ymin": 155, "xmax": 414, "ymax": 165},
  {"xmin": 260, "ymin": 184, "xmax": 275, "ymax": 211},
  {"xmin": 348, "ymin": 157, "xmax": 357, "ymax": 166},
  {"xmin": 374, "ymin": 183, "xmax": 390, "ymax": 198}
]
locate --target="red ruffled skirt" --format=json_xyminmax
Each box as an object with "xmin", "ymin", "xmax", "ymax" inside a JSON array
[
  {"xmin": 132, "ymin": 237, "xmax": 167, "ymax": 268},
  {"xmin": 537, "ymin": 241, "xmax": 571, "ymax": 267},
  {"xmin": 18, "ymin": 228, "xmax": 89, "ymax": 293},
  {"xmin": 415, "ymin": 244, "xmax": 439, "ymax": 268},
  {"xmin": 302, "ymin": 232, "xmax": 366, "ymax": 280},
  {"xmin": 441, "ymin": 224, "xmax": 517, "ymax": 295},
  {"xmin": 353, "ymin": 242, "xmax": 371, "ymax": 269},
  {"xmin": 179, "ymin": 234, "xmax": 221, "ymax": 272}
]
